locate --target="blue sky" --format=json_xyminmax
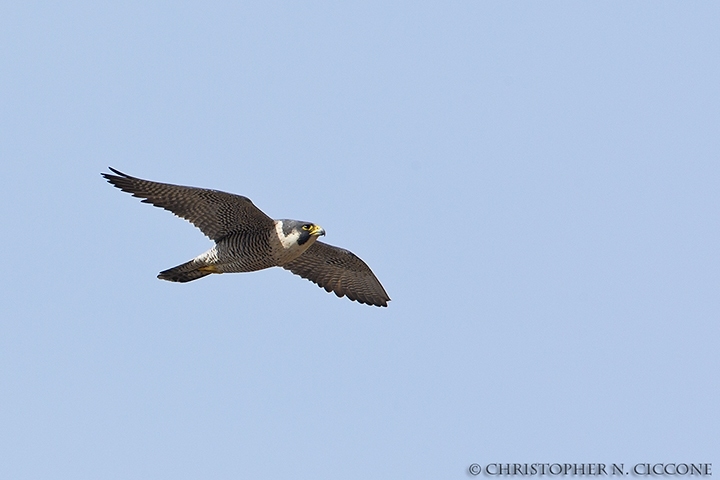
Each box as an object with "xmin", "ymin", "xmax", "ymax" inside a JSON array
[{"xmin": 1, "ymin": 1, "xmax": 718, "ymax": 479}]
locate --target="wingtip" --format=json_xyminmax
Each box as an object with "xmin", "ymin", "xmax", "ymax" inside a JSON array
[
  {"xmin": 360, "ymin": 295, "xmax": 390, "ymax": 308},
  {"xmin": 105, "ymin": 167, "xmax": 130, "ymax": 177}
]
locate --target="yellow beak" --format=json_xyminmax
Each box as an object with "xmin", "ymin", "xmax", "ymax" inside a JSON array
[{"xmin": 309, "ymin": 224, "xmax": 325, "ymax": 236}]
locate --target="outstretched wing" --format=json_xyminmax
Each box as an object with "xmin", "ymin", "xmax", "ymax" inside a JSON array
[
  {"xmin": 102, "ymin": 168, "xmax": 274, "ymax": 241},
  {"xmin": 283, "ymin": 241, "xmax": 390, "ymax": 307}
]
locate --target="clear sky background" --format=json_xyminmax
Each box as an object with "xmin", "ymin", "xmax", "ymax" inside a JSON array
[{"xmin": 1, "ymin": 1, "xmax": 718, "ymax": 479}]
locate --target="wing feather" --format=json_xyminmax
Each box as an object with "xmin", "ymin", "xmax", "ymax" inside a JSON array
[
  {"xmin": 102, "ymin": 168, "xmax": 274, "ymax": 241},
  {"xmin": 283, "ymin": 241, "xmax": 390, "ymax": 307}
]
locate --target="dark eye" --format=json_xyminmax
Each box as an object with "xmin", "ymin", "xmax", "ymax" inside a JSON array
[{"xmin": 302, "ymin": 224, "xmax": 312, "ymax": 230}]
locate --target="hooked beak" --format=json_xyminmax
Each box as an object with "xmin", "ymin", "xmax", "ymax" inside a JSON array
[{"xmin": 309, "ymin": 224, "xmax": 325, "ymax": 236}]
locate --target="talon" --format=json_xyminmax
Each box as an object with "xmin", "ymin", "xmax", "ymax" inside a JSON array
[{"xmin": 198, "ymin": 265, "xmax": 221, "ymax": 274}]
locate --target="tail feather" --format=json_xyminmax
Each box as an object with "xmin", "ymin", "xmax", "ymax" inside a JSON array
[{"xmin": 158, "ymin": 259, "xmax": 213, "ymax": 283}]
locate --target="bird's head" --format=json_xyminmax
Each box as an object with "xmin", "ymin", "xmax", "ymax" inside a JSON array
[
  {"xmin": 277, "ymin": 219, "xmax": 325, "ymax": 247},
  {"xmin": 297, "ymin": 221, "xmax": 325, "ymax": 245}
]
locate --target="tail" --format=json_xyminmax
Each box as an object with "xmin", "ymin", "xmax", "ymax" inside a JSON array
[{"xmin": 157, "ymin": 259, "xmax": 218, "ymax": 283}]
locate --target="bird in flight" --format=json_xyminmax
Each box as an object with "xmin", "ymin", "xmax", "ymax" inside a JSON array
[{"xmin": 102, "ymin": 168, "xmax": 390, "ymax": 307}]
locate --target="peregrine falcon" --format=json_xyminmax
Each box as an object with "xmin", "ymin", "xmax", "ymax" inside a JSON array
[{"xmin": 102, "ymin": 168, "xmax": 390, "ymax": 307}]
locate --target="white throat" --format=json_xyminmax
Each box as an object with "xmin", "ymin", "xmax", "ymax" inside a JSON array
[{"xmin": 274, "ymin": 220, "xmax": 300, "ymax": 249}]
